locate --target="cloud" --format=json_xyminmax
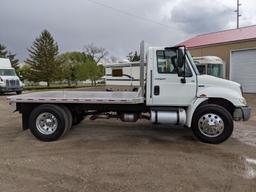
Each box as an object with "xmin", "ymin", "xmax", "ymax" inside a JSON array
[
  {"xmin": 0, "ymin": 0, "xmax": 177, "ymax": 61},
  {"xmin": 0, "ymin": 0, "xmax": 255, "ymax": 61},
  {"xmin": 170, "ymin": 0, "xmax": 234, "ymax": 34}
]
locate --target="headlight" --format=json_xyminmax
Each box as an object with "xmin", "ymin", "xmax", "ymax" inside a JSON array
[
  {"xmin": 239, "ymin": 98, "xmax": 247, "ymax": 106},
  {"xmin": 20, "ymin": 82, "xmax": 24, "ymax": 87}
]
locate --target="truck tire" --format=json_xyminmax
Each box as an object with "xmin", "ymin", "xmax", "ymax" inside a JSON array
[
  {"xmin": 191, "ymin": 104, "xmax": 233, "ymax": 144},
  {"xmin": 72, "ymin": 113, "xmax": 84, "ymax": 126},
  {"xmin": 16, "ymin": 91, "xmax": 22, "ymax": 95},
  {"xmin": 59, "ymin": 105, "xmax": 73, "ymax": 131},
  {"xmin": 29, "ymin": 104, "xmax": 70, "ymax": 141}
]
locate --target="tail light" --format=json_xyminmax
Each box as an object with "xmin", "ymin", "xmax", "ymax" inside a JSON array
[{"xmin": 0, "ymin": 77, "xmax": 3, "ymax": 82}]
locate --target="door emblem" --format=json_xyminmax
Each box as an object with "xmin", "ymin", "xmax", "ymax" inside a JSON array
[{"xmin": 155, "ymin": 78, "xmax": 166, "ymax": 80}]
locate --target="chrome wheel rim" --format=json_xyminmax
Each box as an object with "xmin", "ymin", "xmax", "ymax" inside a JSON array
[
  {"xmin": 198, "ymin": 113, "xmax": 224, "ymax": 138},
  {"xmin": 36, "ymin": 112, "xmax": 58, "ymax": 135}
]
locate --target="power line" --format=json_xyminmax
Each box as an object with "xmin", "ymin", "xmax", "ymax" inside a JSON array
[
  {"xmin": 86, "ymin": 0, "xmax": 172, "ymax": 29},
  {"xmin": 216, "ymin": 0, "xmax": 234, "ymax": 10}
]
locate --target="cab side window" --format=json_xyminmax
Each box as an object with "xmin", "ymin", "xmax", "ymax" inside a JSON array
[
  {"xmin": 156, "ymin": 50, "xmax": 177, "ymax": 74},
  {"xmin": 156, "ymin": 50, "xmax": 193, "ymax": 77}
]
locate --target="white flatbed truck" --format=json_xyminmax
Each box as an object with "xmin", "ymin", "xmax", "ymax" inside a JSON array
[{"xmin": 8, "ymin": 42, "xmax": 251, "ymax": 144}]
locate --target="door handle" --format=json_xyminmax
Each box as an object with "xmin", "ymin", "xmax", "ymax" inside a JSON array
[
  {"xmin": 155, "ymin": 78, "xmax": 166, "ymax": 80},
  {"xmin": 154, "ymin": 86, "xmax": 160, "ymax": 95}
]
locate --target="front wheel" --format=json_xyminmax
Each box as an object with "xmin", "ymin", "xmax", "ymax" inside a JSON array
[{"xmin": 191, "ymin": 104, "xmax": 233, "ymax": 144}]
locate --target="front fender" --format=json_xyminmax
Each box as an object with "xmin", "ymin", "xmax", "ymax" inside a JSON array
[
  {"xmin": 197, "ymin": 87, "xmax": 246, "ymax": 107},
  {"xmin": 186, "ymin": 87, "xmax": 246, "ymax": 127},
  {"xmin": 186, "ymin": 97, "xmax": 208, "ymax": 127}
]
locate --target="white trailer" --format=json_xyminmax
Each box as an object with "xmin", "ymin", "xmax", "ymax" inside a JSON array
[
  {"xmin": 104, "ymin": 61, "xmax": 146, "ymax": 86},
  {"xmin": 8, "ymin": 42, "xmax": 251, "ymax": 144}
]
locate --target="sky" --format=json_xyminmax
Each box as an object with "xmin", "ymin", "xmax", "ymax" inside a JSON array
[{"xmin": 0, "ymin": 0, "xmax": 256, "ymax": 62}]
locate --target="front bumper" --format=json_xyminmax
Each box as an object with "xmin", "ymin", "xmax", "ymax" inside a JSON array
[
  {"xmin": 0, "ymin": 86, "xmax": 23, "ymax": 93},
  {"xmin": 233, "ymin": 107, "xmax": 251, "ymax": 121}
]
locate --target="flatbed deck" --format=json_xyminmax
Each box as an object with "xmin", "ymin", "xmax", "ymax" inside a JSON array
[{"xmin": 7, "ymin": 89, "xmax": 144, "ymax": 104}]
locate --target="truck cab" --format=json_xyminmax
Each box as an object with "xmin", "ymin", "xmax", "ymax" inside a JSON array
[
  {"xmin": 0, "ymin": 58, "xmax": 23, "ymax": 94},
  {"xmin": 146, "ymin": 46, "xmax": 250, "ymax": 142}
]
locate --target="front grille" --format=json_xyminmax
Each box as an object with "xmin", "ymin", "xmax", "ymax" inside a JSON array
[{"xmin": 6, "ymin": 79, "xmax": 20, "ymax": 88}]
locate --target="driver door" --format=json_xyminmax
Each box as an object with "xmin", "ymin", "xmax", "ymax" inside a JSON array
[{"xmin": 152, "ymin": 49, "xmax": 197, "ymax": 106}]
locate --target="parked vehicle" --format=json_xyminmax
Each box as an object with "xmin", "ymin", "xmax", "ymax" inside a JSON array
[
  {"xmin": 104, "ymin": 61, "xmax": 146, "ymax": 86},
  {"xmin": 193, "ymin": 56, "xmax": 224, "ymax": 78},
  {"xmin": 7, "ymin": 42, "xmax": 251, "ymax": 144},
  {"xmin": 0, "ymin": 58, "xmax": 23, "ymax": 94}
]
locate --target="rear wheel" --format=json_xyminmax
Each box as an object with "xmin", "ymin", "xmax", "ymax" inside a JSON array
[
  {"xmin": 191, "ymin": 104, "xmax": 233, "ymax": 144},
  {"xmin": 16, "ymin": 91, "xmax": 22, "ymax": 95},
  {"xmin": 60, "ymin": 105, "xmax": 72, "ymax": 131},
  {"xmin": 72, "ymin": 113, "xmax": 84, "ymax": 126},
  {"xmin": 29, "ymin": 104, "xmax": 70, "ymax": 141}
]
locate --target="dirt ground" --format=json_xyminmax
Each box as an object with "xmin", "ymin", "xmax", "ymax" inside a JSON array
[{"xmin": 0, "ymin": 93, "xmax": 256, "ymax": 192}]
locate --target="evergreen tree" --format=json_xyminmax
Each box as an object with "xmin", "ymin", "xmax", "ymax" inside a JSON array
[
  {"xmin": 26, "ymin": 30, "xmax": 62, "ymax": 87},
  {"xmin": 0, "ymin": 44, "xmax": 8, "ymax": 57},
  {"xmin": 127, "ymin": 51, "xmax": 140, "ymax": 62},
  {"xmin": 7, "ymin": 51, "xmax": 19, "ymax": 70},
  {"xmin": 132, "ymin": 51, "xmax": 140, "ymax": 62},
  {"xmin": 0, "ymin": 44, "xmax": 19, "ymax": 70}
]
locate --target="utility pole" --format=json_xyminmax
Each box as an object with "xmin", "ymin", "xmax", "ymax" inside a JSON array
[{"xmin": 235, "ymin": 0, "xmax": 242, "ymax": 28}]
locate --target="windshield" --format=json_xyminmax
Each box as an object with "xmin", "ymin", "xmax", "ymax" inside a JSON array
[
  {"xmin": 0, "ymin": 69, "xmax": 16, "ymax": 76},
  {"xmin": 197, "ymin": 65, "xmax": 206, "ymax": 74},
  {"xmin": 186, "ymin": 50, "xmax": 200, "ymax": 75},
  {"xmin": 207, "ymin": 64, "xmax": 224, "ymax": 78}
]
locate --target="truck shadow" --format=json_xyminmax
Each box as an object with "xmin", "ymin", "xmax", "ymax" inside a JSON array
[
  {"xmin": 0, "ymin": 93, "xmax": 17, "ymax": 96},
  {"xmin": 70, "ymin": 119, "xmax": 197, "ymax": 145}
]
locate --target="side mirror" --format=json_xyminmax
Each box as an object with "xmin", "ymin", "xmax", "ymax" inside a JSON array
[
  {"xmin": 177, "ymin": 48, "xmax": 187, "ymax": 83},
  {"xmin": 177, "ymin": 48, "xmax": 184, "ymax": 68}
]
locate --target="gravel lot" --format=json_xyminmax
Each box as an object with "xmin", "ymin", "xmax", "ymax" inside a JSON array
[{"xmin": 0, "ymin": 93, "xmax": 256, "ymax": 192}]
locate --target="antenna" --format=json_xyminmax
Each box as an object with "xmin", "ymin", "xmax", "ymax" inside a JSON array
[{"xmin": 234, "ymin": 0, "xmax": 242, "ymax": 28}]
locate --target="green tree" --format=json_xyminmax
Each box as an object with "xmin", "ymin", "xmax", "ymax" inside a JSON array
[
  {"xmin": 74, "ymin": 55, "xmax": 104, "ymax": 86},
  {"xmin": 0, "ymin": 44, "xmax": 8, "ymax": 57},
  {"xmin": 96, "ymin": 64, "xmax": 105, "ymax": 79},
  {"xmin": 59, "ymin": 44, "xmax": 107, "ymax": 87},
  {"xmin": 127, "ymin": 51, "xmax": 140, "ymax": 62},
  {"xmin": 83, "ymin": 44, "xmax": 107, "ymax": 85},
  {"xmin": 17, "ymin": 65, "xmax": 32, "ymax": 81},
  {"xmin": 7, "ymin": 51, "xmax": 19, "ymax": 70},
  {"xmin": 25, "ymin": 30, "xmax": 62, "ymax": 87},
  {"xmin": 58, "ymin": 52, "xmax": 88, "ymax": 86},
  {"xmin": 76, "ymin": 63, "xmax": 88, "ymax": 82},
  {"xmin": 0, "ymin": 43, "xmax": 19, "ymax": 70}
]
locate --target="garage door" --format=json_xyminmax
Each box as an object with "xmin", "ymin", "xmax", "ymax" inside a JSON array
[{"xmin": 230, "ymin": 49, "xmax": 256, "ymax": 93}]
